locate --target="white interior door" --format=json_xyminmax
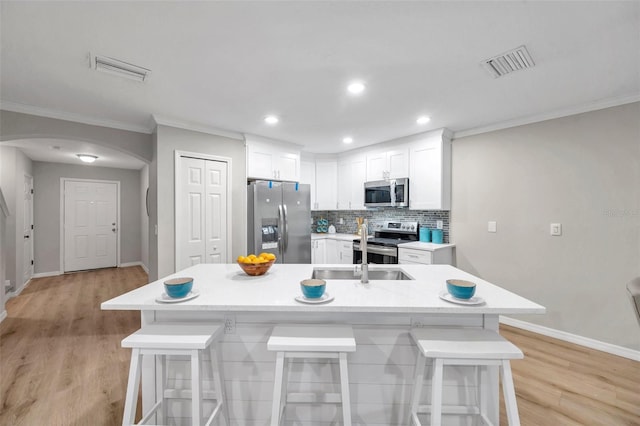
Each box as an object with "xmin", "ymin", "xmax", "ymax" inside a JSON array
[
  {"xmin": 22, "ymin": 175, "xmax": 33, "ymax": 284},
  {"xmin": 64, "ymin": 180, "xmax": 118, "ymax": 272},
  {"xmin": 176, "ymin": 156, "xmax": 229, "ymax": 271},
  {"xmin": 205, "ymin": 160, "xmax": 227, "ymax": 264}
]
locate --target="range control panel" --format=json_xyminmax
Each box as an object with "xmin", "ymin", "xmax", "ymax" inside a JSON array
[{"xmin": 375, "ymin": 221, "xmax": 419, "ymax": 234}]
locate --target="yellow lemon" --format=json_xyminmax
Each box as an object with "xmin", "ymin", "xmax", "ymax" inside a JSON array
[{"xmin": 237, "ymin": 255, "xmax": 245, "ymax": 263}]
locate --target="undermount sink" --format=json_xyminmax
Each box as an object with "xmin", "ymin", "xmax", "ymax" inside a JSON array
[{"xmin": 311, "ymin": 267, "xmax": 414, "ymax": 281}]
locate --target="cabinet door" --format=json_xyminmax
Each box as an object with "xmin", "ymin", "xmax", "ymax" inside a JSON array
[
  {"xmin": 315, "ymin": 160, "xmax": 337, "ymax": 210},
  {"xmin": 337, "ymin": 160, "xmax": 351, "ymax": 210},
  {"xmin": 366, "ymin": 151, "xmax": 387, "ymax": 181},
  {"xmin": 349, "ymin": 156, "xmax": 367, "ymax": 210},
  {"xmin": 300, "ymin": 160, "xmax": 316, "ymax": 210},
  {"xmin": 247, "ymin": 144, "xmax": 275, "ymax": 180},
  {"xmin": 325, "ymin": 239, "xmax": 339, "ymax": 263},
  {"xmin": 387, "ymin": 147, "xmax": 409, "ymax": 178},
  {"xmin": 409, "ymin": 138, "xmax": 449, "ymax": 210},
  {"xmin": 339, "ymin": 241, "xmax": 354, "ymax": 264},
  {"xmin": 312, "ymin": 239, "xmax": 327, "ymax": 264},
  {"xmin": 276, "ymin": 152, "xmax": 300, "ymax": 181}
]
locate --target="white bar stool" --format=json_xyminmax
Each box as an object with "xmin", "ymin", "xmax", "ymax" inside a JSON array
[
  {"xmin": 267, "ymin": 324, "xmax": 356, "ymax": 426},
  {"xmin": 409, "ymin": 327, "xmax": 523, "ymax": 426},
  {"xmin": 121, "ymin": 322, "xmax": 229, "ymax": 426}
]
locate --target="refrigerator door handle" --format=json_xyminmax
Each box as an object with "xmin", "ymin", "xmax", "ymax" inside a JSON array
[
  {"xmin": 282, "ymin": 203, "xmax": 289, "ymax": 252},
  {"xmin": 277, "ymin": 204, "xmax": 285, "ymax": 257}
]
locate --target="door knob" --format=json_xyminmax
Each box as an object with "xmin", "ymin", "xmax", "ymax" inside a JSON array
[{"xmin": 24, "ymin": 235, "xmax": 30, "ymax": 239}]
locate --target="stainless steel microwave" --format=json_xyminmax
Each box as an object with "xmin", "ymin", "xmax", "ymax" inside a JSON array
[{"xmin": 364, "ymin": 178, "xmax": 409, "ymax": 208}]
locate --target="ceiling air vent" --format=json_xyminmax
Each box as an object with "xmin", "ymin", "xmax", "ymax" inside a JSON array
[
  {"xmin": 89, "ymin": 53, "xmax": 151, "ymax": 82},
  {"xmin": 482, "ymin": 45, "xmax": 535, "ymax": 78}
]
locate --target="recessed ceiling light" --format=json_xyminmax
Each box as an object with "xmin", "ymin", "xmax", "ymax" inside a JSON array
[
  {"xmin": 342, "ymin": 137, "xmax": 353, "ymax": 144},
  {"xmin": 77, "ymin": 154, "xmax": 98, "ymax": 163},
  {"xmin": 347, "ymin": 82, "xmax": 366, "ymax": 95},
  {"xmin": 264, "ymin": 115, "xmax": 279, "ymax": 125},
  {"xmin": 417, "ymin": 116, "xmax": 431, "ymax": 125}
]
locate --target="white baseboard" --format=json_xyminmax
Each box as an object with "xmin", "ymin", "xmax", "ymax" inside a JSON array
[
  {"xmin": 32, "ymin": 271, "xmax": 62, "ymax": 278},
  {"xmin": 0, "ymin": 310, "xmax": 7, "ymax": 323},
  {"xmin": 500, "ymin": 316, "xmax": 640, "ymax": 362},
  {"xmin": 140, "ymin": 263, "xmax": 149, "ymax": 274},
  {"xmin": 120, "ymin": 261, "xmax": 143, "ymax": 268}
]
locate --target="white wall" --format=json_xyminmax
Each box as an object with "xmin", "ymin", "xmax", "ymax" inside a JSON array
[
  {"xmin": 150, "ymin": 124, "xmax": 246, "ymax": 281},
  {"xmin": 451, "ymin": 102, "xmax": 640, "ymax": 350}
]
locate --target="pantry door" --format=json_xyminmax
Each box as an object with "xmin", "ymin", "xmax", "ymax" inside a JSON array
[
  {"xmin": 175, "ymin": 153, "xmax": 230, "ymax": 272},
  {"xmin": 22, "ymin": 175, "xmax": 33, "ymax": 285},
  {"xmin": 63, "ymin": 179, "xmax": 118, "ymax": 272}
]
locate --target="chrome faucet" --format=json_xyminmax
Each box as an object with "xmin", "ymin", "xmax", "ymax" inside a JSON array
[{"xmin": 360, "ymin": 219, "xmax": 369, "ymax": 283}]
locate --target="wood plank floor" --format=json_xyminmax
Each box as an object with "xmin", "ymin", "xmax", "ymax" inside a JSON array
[{"xmin": 1, "ymin": 267, "xmax": 639, "ymax": 425}]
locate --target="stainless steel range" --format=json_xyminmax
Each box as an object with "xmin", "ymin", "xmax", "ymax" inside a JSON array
[{"xmin": 353, "ymin": 220, "xmax": 419, "ymax": 264}]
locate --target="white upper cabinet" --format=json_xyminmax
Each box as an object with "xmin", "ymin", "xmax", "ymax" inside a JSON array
[
  {"xmin": 246, "ymin": 138, "xmax": 301, "ymax": 182},
  {"xmin": 408, "ymin": 129, "xmax": 452, "ymax": 210},
  {"xmin": 313, "ymin": 159, "xmax": 337, "ymax": 210},
  {"xmin": 337, "ymin": 154, "xmax": 366, "ymax": 210},
  {"xmin": 300, "ymin": 159, "xmax": 316, "ymax": 207},
  {"xmin": 366, "ymin": 147, "xmax": 409, "ymax": 181}
]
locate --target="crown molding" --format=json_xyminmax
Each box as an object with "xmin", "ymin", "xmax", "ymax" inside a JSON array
[
  {"xmin": 151, "ymin": 114, "xmax": 244, "ymax": 141},
  {"xmin": 0, "ymin": 100, "xmax": 152, "ymax": 134},
  {"xmin": 453, "ymin": 93, "xmax": 640, "ymax": 139}
]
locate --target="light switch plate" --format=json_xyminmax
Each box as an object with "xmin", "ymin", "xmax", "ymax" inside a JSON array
[
  {"xmin": 488, "ymin": 221, "xmax": 497, "ymax": 233},
  {"xmin": 436, "ymin": 220, "xmax": 443, "ymax": 229},
  {"xmin": 550, "ymin": 223, "xmax": 562, "ymax": 236}
]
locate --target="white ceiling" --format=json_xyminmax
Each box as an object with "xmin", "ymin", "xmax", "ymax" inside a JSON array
[{"xmin": 1, "ymin": 1, "xmax": 639, "ymax": 167}]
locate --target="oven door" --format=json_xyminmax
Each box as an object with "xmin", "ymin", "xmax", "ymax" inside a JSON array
[{"xmin": 353, "ymin": 243, "xmax": 398, "ymax": 264}]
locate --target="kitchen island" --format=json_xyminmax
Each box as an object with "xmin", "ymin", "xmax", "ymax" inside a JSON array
[{"xmin": 102, "ymin": 263, "xmax": 544, "ymax": 426}]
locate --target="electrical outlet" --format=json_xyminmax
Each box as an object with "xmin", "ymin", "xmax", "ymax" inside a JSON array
[
  {"xmin": 224, "ymin": 315, "xmax": 236, "ymax": 334},
  {"xmin": 411, "ymin": 317, "xmax": 424, "ymax": 328},
  {"xmin": 488, "ymin": 221, "xmax": 497, "ymax": 233},
  {"xmin": 550, "ymin": 223, "xmax": 562, "ymax": 236},
  {"xmin": 436, "ymin": 220, "xmax": 443, "ymax": 229}
]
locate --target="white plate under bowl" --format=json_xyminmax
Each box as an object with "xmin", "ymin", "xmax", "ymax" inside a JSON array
[
  {"xmin": 156, "ymin": 289, "xmax": 200, "ymax": 303},
  {"xmin": 295, "ymin": 293, "xmax": 334, "ymax": 304},
  {"xmin": 439, "ymin": 291, "xmax": 485, "ymax": 306}
]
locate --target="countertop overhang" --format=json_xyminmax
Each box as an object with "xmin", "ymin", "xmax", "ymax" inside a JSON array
[{"xmin": 101, "ymin": 264, "xmax": 545, "ymax": 315}]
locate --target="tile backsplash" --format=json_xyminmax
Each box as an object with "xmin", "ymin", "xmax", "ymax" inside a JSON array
[{"xmin": 312, "ymin": 209, "xmax": 450, "ymax": 243}]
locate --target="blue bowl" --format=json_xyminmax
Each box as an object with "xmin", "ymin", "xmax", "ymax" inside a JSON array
[
  {"xmin": 300, "ymin": 279, "xmax": 326, "ymax": 299},
  {"xmin": 446, "ymin": 279, "xmax": 476, "ymax": 299},
  {"xmin": 164, "ymin": 277, "xmax": 193, "ymax": 298}
]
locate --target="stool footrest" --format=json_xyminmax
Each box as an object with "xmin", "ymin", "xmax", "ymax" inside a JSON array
[
  {"xmin": 286, "ymin": 392, "xmax": 343, "ymax": 404},
  {"xmin": 415, "ymin": 404, "xmax": 481, "ymax": 415}
]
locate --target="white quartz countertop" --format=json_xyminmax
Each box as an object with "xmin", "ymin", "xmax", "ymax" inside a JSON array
[
  {"xmin": 312, "ymin": 233, "xmax": 360, "ymax": 241},
  {"xmin": 398, "ymin": 241, "xmax": 456, "ymax": 251},
  {"xmin": 102, "ymin": 264, "xmax": 545, "ymax": 315}
]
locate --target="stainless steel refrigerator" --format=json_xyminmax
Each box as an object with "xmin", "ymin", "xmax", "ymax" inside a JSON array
[{"xmin": 247, "ymin": 181, "xmax": 311, "ymax": 263}]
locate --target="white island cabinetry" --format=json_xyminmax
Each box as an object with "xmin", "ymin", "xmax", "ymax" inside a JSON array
[{"xmin": 102, "ymin": 263, "xmax": 544, "ymax": 426}]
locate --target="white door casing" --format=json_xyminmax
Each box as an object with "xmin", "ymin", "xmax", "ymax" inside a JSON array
[
  {"xmin": 63, "ymin": 179, "xmax": 118, "ymax": 272},
  {"xmin": 22, "ymin": 175, "xmax": 33, "ymax": 285},
  {"xmin": 175, "ymin": 151, "xmax": 231, "ymax": 272}
]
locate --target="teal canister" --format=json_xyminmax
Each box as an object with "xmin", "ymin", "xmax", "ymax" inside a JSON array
[
  {"xmin": 432, "ymin": 229, "xmax": 444, "ymax": 244},
  {"xmin": 419, "ymin": 227, "xmax": 431, "ymax": 242}
]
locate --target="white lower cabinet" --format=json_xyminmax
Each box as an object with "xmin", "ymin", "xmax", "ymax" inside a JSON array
[
  {"xmin": 398, "ymin": 245, "xmax": 454, "ymax": 265},
  {"xmin": 311, "ymin": 239, "xmax": 326, "ymax": 264},
  {"xmin": 312, "ymin": 237, "xmax": 355, "ymax": 264},
  {"xmin": 339, "ymin": 241, "xmax": 353, "ymax": 264}
]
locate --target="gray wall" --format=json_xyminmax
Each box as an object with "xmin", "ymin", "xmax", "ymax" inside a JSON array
[
  {"xmin": 150, "ymin": 124, "xmax": 246, "ymax": 281},
  {"xmin": 451, "ymin": 102, "xmax": 640, "ymax": 350},
  {"xmin": 33, "ymin": 162, "xmax": 142, "ymax": 273},
  {"xmin": 0, "ymin": 146, "xmax": 33, "ymax": 293}
]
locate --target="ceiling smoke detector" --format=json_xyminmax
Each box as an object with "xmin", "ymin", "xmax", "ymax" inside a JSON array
[
  {"xmin": 89, "ymin": 53, "xmax": 151, "ymax": 82},
  {"xmin": 482, "ymin": 45, "xmax": 535, "ymax": 78}
]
